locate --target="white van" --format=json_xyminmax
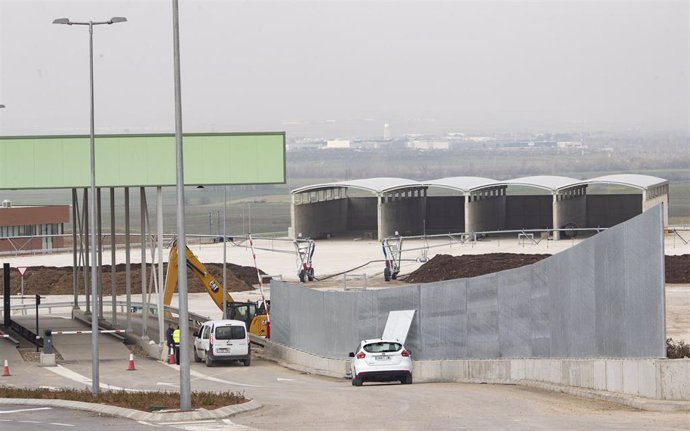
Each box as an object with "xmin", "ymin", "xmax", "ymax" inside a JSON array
[{"xmin": 193, "ymin": 319, "xmax": 251, "ymax": 367}]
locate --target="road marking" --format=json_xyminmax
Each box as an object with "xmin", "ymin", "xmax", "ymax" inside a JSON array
[
  {"xmin": 49, "ymin": 423, "xmax": 75, "ymax": 427},
  {"xmin": 159, "ymin": 419, "xmax": 217, "ymax": 425},
  {"xmin": 44, "ymin": 365, "xmax": 145, "ymax": 393},
  {"xmin": 276, "ymin": 377, "xmax": 295, "ymax": 382},
  {"xmin": 156, "ymin": 382, "xmax": 179, "ymax": 388},
  {"xmin": 0, "ymin": 407, "xmax": 52, "ymax": 414},
  {"xmin": 164, "ymin": 363, "xmax": 261, "ymax": 388},
  {"xmin": 162, "ymin": 419, "xmax": 255, "ymax": 430}
]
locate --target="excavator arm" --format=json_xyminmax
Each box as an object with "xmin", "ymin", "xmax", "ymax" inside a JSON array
[
  {"xmin": 163, "ymin": 240, "xmax": 270, "ymax": 337},
  {"xmin": 163, "ymin": 240, "xmax": 235, "ymax": 310}
]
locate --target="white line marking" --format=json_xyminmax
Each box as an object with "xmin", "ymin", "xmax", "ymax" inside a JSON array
[
  {"xmin": 0, "ymin": 407, "xmax": 52, "ymax": 414},
  {"xmin": 49, "ymin": 423, "xmax": 75, "ymax": 428},
  {"xmin": 158, "ymin": 419, "xmax": 217, "ymax": 425},
  {"xmin": 164, "ymin": 363, "xmax": 260, "ymax": 388},
  {"xmin": 156, "ymin": 382, "xmax": 179, "ymax": 388},
  {"xmin": 276, "ymin": 377, "xmax": 294, "ymax": 382},
  {"xmin": 44, "ymin": 365, "xmax": 145, "ymax": 392}
]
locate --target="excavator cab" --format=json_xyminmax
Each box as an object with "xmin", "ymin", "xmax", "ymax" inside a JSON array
[
  {"xmin": 227, "ymin": 302, "xmax": 269, "ymax": 337},
  {"xmin": 227, "ymin": 302, "xmax": 257, "ymax": 329}
]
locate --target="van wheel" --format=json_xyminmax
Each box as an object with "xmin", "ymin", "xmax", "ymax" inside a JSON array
[
  {"xmin": 243, "ymin": 355, "xmax": 251, "ymax": 367},
  {"xmin": 205, "ymin": 354, "xmax": 214, "ymax": 367},
  {"xmin": 193, "ymin": 348, "xmax": 201, "ymax": 363}
]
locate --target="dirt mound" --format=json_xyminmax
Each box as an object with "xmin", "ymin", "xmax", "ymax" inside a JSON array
[
  {"xmin": 1, "ymin": 263, "xmax": 265, "ymax": 296},
  {"xmin": 666, "ymin": 255, "xmax": 690, "ymax": 284},
  {"xmin": 405, "ymin": 253, "xmax": 550, "ymax": 283},
  {"xmin": 406, "ymin": 253, "xmax": 690, "ymax": 284}
]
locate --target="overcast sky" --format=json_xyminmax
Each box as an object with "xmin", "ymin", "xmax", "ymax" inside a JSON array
[{"xmin": 0, "ymin": 0, "xmax": 688, "ymax": 137}]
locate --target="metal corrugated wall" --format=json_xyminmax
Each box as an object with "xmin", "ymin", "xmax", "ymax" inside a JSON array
[{"xmin": 271, "ymin": 205, "xmax": 665, "ymax": 360}]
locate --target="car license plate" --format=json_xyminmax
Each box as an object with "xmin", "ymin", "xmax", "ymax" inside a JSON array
[
  {"xmin": 218, "ymin": 348, "xmax": 229, "ymax": 353},
  {"xmin": 375, "ymin": 356, "xmax": 391, "ymax": 361}
]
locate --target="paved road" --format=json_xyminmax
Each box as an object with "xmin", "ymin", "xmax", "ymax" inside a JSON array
[
  {"xmin": 11, "ymin": 350, "xmax": 684, "ymax": 431},
  {"xmin": 3, "ymin": 313, "xmax": 690, "ymax": 430},
  {"xmin": 0, "ymin": 405, "xmax": 256, "ymax": 430}
]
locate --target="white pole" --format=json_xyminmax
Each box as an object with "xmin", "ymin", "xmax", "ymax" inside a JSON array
[
  {"xmin": 222, "ymin": 186, "xmax": 227, "ymax": 319},
  {"xmin": 157, "ymin": 186, "xmax": 165, "ymax": 345},
  {"xmin": 172, "ymin": 0, "xmax": 192, "ymax": 410}
]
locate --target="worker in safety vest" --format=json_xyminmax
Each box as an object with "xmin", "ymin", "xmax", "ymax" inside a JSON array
[{"xmin": 172, "ymin": 326, "xmax": 181, "ymax": 365}]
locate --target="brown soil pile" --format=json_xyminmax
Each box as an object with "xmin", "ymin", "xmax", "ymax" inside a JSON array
[
  {"xmin": 1, "ymin": 263, "xmax": 265, "ymax": 296},
  {"xmin": 405, "ymin": 253, "xmax": 550, "ymax": 283},
  {"xmin": 406, "ymin": 253, "xmax": 690, "ymax": 284},
  {"xmin": 665, "ymin": 255, "xmax": 690, "ymax": 284}
]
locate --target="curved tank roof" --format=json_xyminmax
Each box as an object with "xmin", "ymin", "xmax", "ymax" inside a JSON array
[
  {"xmin": 503, "ymin": 175, "xmax": 581, "ymax": 192},
  {"xmin": 291, "ymin": 177, "xmax": 422, "ymax": 195},
  {"xmin": 585, "ymin": 174, "xmax": 668, "ymax": 190},
  {"xmin": 292, "ymin": 174, "xmax": 669, "ymax": 196},
  {"xmin": 424, "ymin": 177, "xmax": 500, "ymax": 193}
]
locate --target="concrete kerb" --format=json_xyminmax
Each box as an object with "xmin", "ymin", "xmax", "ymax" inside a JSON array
[
  {"xmin": 0, "ymin": 397, "xmax": 262, "ymax": 422},
  {"xmin": 521, "ymin": 381, "xmax": 690, "ymax": 413}
]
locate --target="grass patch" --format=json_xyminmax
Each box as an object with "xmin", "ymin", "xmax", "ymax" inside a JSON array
[{"xmin": 0, "ymin": 387, "xmax": 246, "ymax": 412}]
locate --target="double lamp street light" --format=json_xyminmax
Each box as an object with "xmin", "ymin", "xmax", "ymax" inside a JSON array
[{"xmin": 52, "ymin": 16, "xmax": 127, "ymax": 396}]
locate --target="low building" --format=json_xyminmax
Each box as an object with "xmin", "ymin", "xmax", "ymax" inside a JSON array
[
  {"xmin": 326, "ymin": 140, "xmax": 351, "ymax": 149},
  {"xmin": 0, "ymin": 200, "xmax": 70, "ymax": 253}
]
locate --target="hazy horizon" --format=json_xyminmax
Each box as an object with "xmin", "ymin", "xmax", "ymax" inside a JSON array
[{"xmin": 1, "ymin": 0, "xmax": 688, "ymax": 138}]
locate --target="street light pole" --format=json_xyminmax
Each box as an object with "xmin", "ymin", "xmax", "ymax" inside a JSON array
[
  {"xmin": 222, "ymin": 186, "xmax": 227, "ymax": 319},
  {"xmin": 53, "ymin": 16, "xmax": 127, "ymax": 397},
  {"xmin": 172, "ymin": 0, "xmax": 192, "ymax": 410}
]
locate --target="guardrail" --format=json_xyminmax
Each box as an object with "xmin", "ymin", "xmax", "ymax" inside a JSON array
[{"xmin": 7, "ymin": 299, "xmax": 212, "ymax": 325}]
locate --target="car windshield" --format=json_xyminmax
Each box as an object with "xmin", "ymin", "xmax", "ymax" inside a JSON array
[
  {"xmin": 215, "ymin": 325, "xmax": 245, "ymax": 340},
  {"xmin": 363, "ymin": 342, "xmax": 402, "ymax": 353}
]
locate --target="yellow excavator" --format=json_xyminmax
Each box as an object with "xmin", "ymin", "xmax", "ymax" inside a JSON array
[{"xmin": 163, "ymin": 240, "xmax": 269, "ymax": 336}]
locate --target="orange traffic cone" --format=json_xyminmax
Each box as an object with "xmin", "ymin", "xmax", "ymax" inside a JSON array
[
  {"xmin": 127, "ymin": 353, "xmax": 136, "ymax": 371},
  {"xmin": 2, "ymin": 359, "xmax": 10, "ymax": 377},
  {"xmin": 168, "ymin": 346, "xmax": 175, "ymax": 364}
]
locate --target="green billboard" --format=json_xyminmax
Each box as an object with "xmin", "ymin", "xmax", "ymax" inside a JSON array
[{"xmin": 0, "ymin": 132, "xmax": 285, "ymax": 189}]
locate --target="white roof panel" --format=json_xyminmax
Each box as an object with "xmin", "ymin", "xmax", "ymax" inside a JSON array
[
  {"xmin": 585, "ymin": 174, "xmax": 668, "ymax": 190},
  {"xmin": 291, "ymin": 177, "xmax": 421, "ymax": 194},
  {"xmin": 504, "ymin": 175, "xmax": 581, "ymax": 192},
  {"xmin": 424, "ymin": 176, "xmax": 500, "ymax": 193}
]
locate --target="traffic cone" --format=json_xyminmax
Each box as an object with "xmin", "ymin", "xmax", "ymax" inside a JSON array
[
  {"xmin": 168, "ymin": 346, "xmax": 175, "ymax": 364},
  {"xmin": 127, "ymin": 353, "xmax": 136, "ymax": 371},
  {"xmin": 2, "ymin": 359, "xmax": 10, "ymax": 377}
]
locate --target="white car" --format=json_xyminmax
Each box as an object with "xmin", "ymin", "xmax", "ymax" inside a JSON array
[
  {"xmin": 349, "ymin": 339, "xmax": 412, "ymax": 386},
  {"xmin": 193, "ymin": 319, "xmax": 251, "ymax": 367}
]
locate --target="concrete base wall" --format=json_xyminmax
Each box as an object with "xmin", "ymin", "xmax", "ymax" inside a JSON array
[
  {"xmin": 587, "ymin": 194, "xmax": 642, "ymax": 228},
  {"xmin": 261, "ymin": 339, "xmax": 690, "ymax": 403},
  {"xmin": 505, "ymin": 196, "xmax": 552, "ymax": 230},
  {"xmin": 293, "ymin": 198, "xmax": 348, "ymax": 239},
  {"xmin": 425, "ymin": 196, "xmax": 464, "ymax": 234},
  {"xmin": 346, "ymin": 197, "xmax": 377, "ymax": 231},
  {"xmin": 466, "ymin": 196, "xmax": 506, "ymax": 233},
  {"xmin": 380, "ymin": 197, "xmax": 426, "ymax": 238}
]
